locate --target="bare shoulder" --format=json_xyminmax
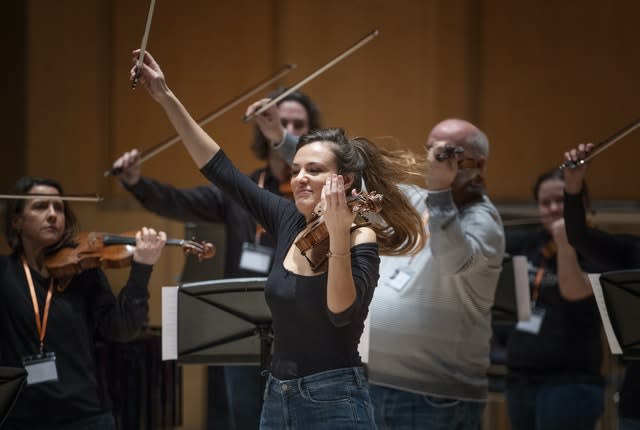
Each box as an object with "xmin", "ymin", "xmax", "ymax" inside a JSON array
[{"xmin": 351, "ymin": 226, "xmax": 376, "ymax": 245}]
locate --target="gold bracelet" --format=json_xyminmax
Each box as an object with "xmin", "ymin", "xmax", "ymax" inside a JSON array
[{"xmin": 326, "ymin": 250, "xmax": 351, "ymax": 259}]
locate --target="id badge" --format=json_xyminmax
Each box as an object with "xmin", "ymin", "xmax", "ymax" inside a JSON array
[
  {"xmin": 239, "ymin": 242, "xmax": 274, "ymax": 274},
  {"xmin": 22, "ymin": 352, "xmax": 58, "ymax": 385},
  {"xmin": 516, "ymin": 306, "xmax": 546, "ymax": 335},
  {"xmin": 385, "ymin": 268, "xmax": 415, "ymax": 291}
]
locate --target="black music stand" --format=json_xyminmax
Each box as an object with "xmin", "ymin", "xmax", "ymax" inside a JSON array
[
  {"xmin": 599, "ymin": 270, "xmax": 640, "ymax": 359},
  {"xmin": 176, "ymin": 277, "xmax": 272, "ymax": 395},
  {"xmin": 0, "ymin": 366, "xmax": 27, "ymax": 427},
  {"xmin": 492, "ymin": 254, "xmax": 518, "ymax": 322},
  {"xmin": 488, "ymin": 255, "xmax": 518, "ymax": 393}
]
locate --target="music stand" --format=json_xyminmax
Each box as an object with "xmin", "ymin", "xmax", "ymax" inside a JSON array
[
  {"xmin": 176, "ymin": 277, "xmax": 272, "ymax": 395},
  {"xmin": 492, "ymin": 255, "xmax": 517, "ymax": 322},
  {"xmin": 599, "ymin": 270, "xmax": 640, "ymax": 359},
  {"xmin": 0, "ymin": 366, "xmax": 27, "ymax": 427}
]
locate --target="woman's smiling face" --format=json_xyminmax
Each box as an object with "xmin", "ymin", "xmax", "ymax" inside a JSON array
[{"xmin": 291, "ymin": 141, "xmax": 339, "ymax": 220}]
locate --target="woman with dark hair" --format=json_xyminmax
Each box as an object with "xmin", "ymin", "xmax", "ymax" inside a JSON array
[
  {"xmin": 564, "ymin": 143, "xmax": 640, "ymax": 430},
  {"xmin": 132, "ymin": 49, "xmax": 425, "ymax": 429},
  {"xmin": 0, "ymin": 176, "xmax": 166, "ymax": 430},
  {"xmin": 505, "ymin": 168, "xmax": 604, "ymax": 430},
  {"xmin": 249, "ymin": 87, "xmax": 323, "ymax": 163},
  {"xmin": 111, "ymin": 71, "xmax": 323, "ymax": 430}
]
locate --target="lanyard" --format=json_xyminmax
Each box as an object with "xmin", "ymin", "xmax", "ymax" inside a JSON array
[
  {"xmin": 21, "ymin": 256, "xmax": 54, "ymax": 355},
  {"xmin": 532, "ymin": 240, "xmax": 556, "ymax": 305},
  {"xmin": 532, "ymin": 266, "xmax": 544, "ymax": 304}
]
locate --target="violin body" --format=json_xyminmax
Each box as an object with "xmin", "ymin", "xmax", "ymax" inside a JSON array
[
  {"xmin": 295, "ymin": 191, "xmax": 383, "ymax": 272},
  {"xmin": 296, "ymin": 219, "xmax": 331, "ymax": 272},
  {"xmin": 45, "ymin": 231, "xmax": 215, "ymax": 280},
  {"xmin": 45, "ymin": 232, "xmax": 135, "ymax": 279}
]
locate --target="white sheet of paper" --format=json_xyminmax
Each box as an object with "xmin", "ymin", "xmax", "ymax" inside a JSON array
[
  {"xmin": 162, "ymin": 286, "xmax": 179, "ymax": 360},
  {"xmin": 358, "ymin": 313, "xmax": 371, "ymax": 363},
  {"xmin": 513, "ymin": 255, "xmax": 531, "ymax": 322},
  {"xmin": 588, "ymin": 273, "xmax": 623, "ymax": 355}
]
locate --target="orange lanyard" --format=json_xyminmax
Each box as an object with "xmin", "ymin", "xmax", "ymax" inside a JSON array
[
  {"xmin": 21, "ymin": 256, "xmax": 54, "ymax": 355},
  {"xmin": 532, "ymin": 240, "xmax": 556, "ymax": 305},
  {"xmin": 532, "ymin": 266, "xmax": 544, "ymax": 304}
]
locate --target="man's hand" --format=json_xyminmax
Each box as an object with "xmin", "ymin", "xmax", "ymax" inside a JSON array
[
  {"xmin": 425, "ymin": 141, "xmax": 458, "ymax": 191},
  {"xmin": 245, "ymin": 98, "xmax": 285, "ymax": 144},
  {"xmin": 112, "ymin": 149, "xmax": 142, "ymax": 186}
]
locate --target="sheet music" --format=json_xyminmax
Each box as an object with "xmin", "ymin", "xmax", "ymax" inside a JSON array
[
  {"xmin": 162, "ymin": 286, "xmax": 179, "ymax": 360},
  {"xmin": 358, "ymin": 313, "xmax": 371, "ymax": 363},
  {"xmin": 588, "ymin": 274, "xmax": 623, "ymax": 354},
  {"xmin": 512, "ymin": 256, "xmax": 531, "ymax": 321}
]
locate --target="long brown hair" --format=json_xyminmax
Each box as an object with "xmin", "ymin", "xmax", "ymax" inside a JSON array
[{"xmin": 297, "ymin": 128, "xmax": 426, "ymax": 255}]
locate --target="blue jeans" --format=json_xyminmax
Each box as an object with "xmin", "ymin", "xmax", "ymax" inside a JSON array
[
  {"xmin": 506, "ymin": 381, "xmax": 604, "ymax": 430},
  {"xmin": 369, "ymin": 384, "xmax": 485, "ymax": 430},
  {"xmin": 619, "ymin": 417, "xmax": 640, "ymax": 430},
  {"xmin": 260, "ymin": 367, "xmax": 376, "ymax": 430},
  {"xmin": 225, "ymin": 365, "xmax": 263, "ymax": 430}
]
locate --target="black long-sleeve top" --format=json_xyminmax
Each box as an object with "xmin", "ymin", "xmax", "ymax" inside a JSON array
[
  {"xmin": 124, "ymin": 168, "xmax": 280, "ymax": 278},
  {"xmin": 200, "ymin": 150, "xmax": 379, "ymax": 379},
  {"xmin": 564, "ymin": 190, "xmax": 640, "ymax": 419},
  {"xmin": 0, "ymin": 253, "xmax": 153, "ymax": 427},
  {"xmin": 564, "ymin": 191, "xmax": 640, "ymax": 272},
  {"xmin": 506, "ymin": 228, "xmax": 603, "ymax": 384}
]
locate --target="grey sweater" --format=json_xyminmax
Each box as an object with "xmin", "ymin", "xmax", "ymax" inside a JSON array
[{"xmin": 368, "ymin": 184, "xmax": 505, "ymax": 401}]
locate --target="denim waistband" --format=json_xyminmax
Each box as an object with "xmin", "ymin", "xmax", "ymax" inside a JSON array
[{"xmin": 265, "ymin": 366, "xmax": 366, "ymax": 393}]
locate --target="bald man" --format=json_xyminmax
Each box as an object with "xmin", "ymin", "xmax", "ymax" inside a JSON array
[{"xmin": 368, "ymin": 119, "xmax": 505, "ymax": 429}]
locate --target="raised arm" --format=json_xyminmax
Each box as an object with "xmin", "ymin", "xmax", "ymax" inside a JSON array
[
  {"xmin": 245, "ymin": 98, "xmax": 296, "ymax": 165},
  {"xmin": 131, "ymin": 50, "xmax": 220, "ymax": 168},
  {"xmin": 322, "ymin": 175, "xmax": 376, "ymax": 314},
  {"xmin": 425, "ymin": 140, "xmax": 504, "ymax": 275},
  {"xmin": 113, "ymin": 149, "xmax": 229, "ymax": 223},
  {"xmin": 550, "ymin": 219, "xmax": 592, "ymax": 301}
]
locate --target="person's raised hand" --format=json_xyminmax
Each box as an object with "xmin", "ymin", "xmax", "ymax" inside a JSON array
[
  {"xmin": 112, "ymin": 149, "xmax": 142, "ymax": 186},
  {"xmin": 425, "ymin": 140, "xmax": 458, "ymax": 191},
  {"xmin": 563, "ymin": 143, "xmax": 593, "ymax": 194},
  {"xmin": 130, "ymin": 50, "xmax": 171, "ymax": 103},
  {"xmin": 246, "ymin": 98, "xmax": 285, "ymax": 144}
]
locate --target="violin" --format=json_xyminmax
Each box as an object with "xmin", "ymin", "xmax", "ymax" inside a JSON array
[
  {"xmin": 434, "ymin": 145, "xmax": 478, "ymax": 169},
  {"xmin": 45, "ymin": 231, "xmax": 215, "ymax": 280},
  {"xmin": 295, "ymin": 191, "xmax": 384, "ymax": 272},
  {"xmin": 435, "ymin": 146, "xmax": 464, "ymax": 161}
]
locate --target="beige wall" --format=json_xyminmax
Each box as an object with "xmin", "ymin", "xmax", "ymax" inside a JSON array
[
  {"xmin": 24, "ymin": 0, "xmax": 640, "ymax": 200},
  {"xmin": 20, "ymin": 0, "xmax": 639, "ymax": 428}
]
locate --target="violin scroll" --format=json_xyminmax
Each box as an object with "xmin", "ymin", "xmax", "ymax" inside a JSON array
[
  {"xmin": 349, "ymin": 191, "xmax": 383, "ymax": 217},
  {"xmin": 310, "ymin": 190, "xmax": 383, "ymax": 220},
  {"xmin": 434, "ymin": 146, "xmax": 464, "ymax": 161},
  {"xmin": 182, "ymin": 239, "xmax": 216, "ymax": 261}
]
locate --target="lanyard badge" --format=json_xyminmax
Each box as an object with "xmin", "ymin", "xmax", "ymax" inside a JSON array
[{"xmin": 20, "ymin": 256, "xmax": 58, "ymax": 384}]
